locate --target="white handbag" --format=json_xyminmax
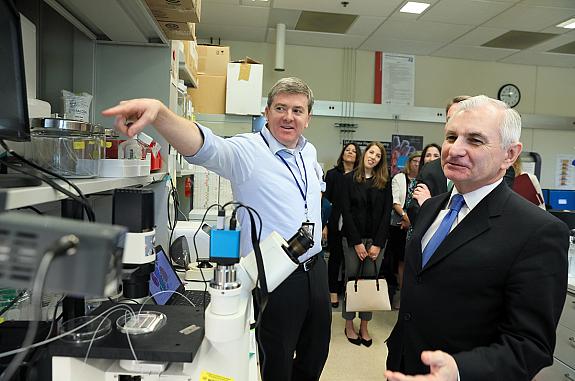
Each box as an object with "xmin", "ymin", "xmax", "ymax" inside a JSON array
[{"xmin": 345, "ymin": 260, "xmax": 391, "ymax": 312}]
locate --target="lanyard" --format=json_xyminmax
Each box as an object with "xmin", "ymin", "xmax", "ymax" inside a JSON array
[{"xmin": 260, "ymin": 133, "xmax": 309, "ymax": 219}]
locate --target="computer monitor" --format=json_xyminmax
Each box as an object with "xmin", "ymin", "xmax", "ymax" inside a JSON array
[
  {"xmin": 0, "ymin": 0, "xmax": 41, "ymax": 188},
  {"xmin": 0, "ymin": 0, "xmax": 30, "ymax": 142}
]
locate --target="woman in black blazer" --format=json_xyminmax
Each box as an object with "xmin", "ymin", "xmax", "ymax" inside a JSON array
[
  {"xmin": 340, "ymin": 141, "xmax": 392, "ymax": 347},
  {"xmin": 323, "ymin": 142, "xmax": 362, "ymax": 308}
]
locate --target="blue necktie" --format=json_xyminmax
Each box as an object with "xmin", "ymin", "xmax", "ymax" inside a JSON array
[{"xmin": 421, "ymin": 194, "xmax": 465, "ymax": 268}]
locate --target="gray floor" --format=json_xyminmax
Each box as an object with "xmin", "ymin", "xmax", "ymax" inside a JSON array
[{"xmin": 321, "ymin": 307, "xmax": 398, "ymax": 380}]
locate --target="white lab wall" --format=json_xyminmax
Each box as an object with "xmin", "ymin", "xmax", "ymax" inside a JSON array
[{"xmin": 202, "ymin": 39, "xmax": 575, "ymax": 188}]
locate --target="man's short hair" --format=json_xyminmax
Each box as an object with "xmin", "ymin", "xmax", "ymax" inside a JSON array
[
  {"xmin": 454, "ymin": 95, "xmax": 521, "ymax": 149},
  {"xmin": 445, "ymin": 95, "xmax": 471, "ymax": 116},
  {"xmin": 267, "ymin": 77, "xmax": 314, "ymax": 113}
]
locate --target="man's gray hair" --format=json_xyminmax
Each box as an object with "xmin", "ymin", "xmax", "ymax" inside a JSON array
[
  {"xmin": 455, "ymin": 95, "xmax": 521, "ymax": 149},
  {"xmin": 267, "ymin": 77, "xmax": 314, "ymax": 113}
]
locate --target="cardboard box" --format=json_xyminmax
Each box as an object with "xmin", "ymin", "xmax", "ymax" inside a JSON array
[
  {"xmin": 197, "ymin": 45, "xmax": 230, "ymax": 76},
  {"xmin": 146, "ymin": 0, "xmax": 198, "ymax": 11},
  {"xmin": 158, "ymin": 21, "xmax": 195, "ymax": 41},
  {"xmin": 150, "ymin": 7, "xmax": 200, "ymax": 23},
  {"xmin": 188, "ymin": 75, "xmax": 226, "ymax": 114},
  {"xmin": 225, "ymin": 59, "xmax": 263, "ymax": 115}
]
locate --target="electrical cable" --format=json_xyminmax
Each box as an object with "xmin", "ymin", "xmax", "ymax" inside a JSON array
[
  {"xmin": 0, "ymin": 290, "xmax": 27, "ymax": 317},
  {"xmin": 192, "ymin": 203, "xmax": 221, "ymax": 311},
  {"xmin": 0, "ymin": 234, "xmax": 79, "ymax": 381},
  {"xmin": 44, "ymin": 295, "xmax": 65, "ymax": 341},
  {"xmin": 0, "ymin": 140, "xmax": 95, "ymax": 222},
  {"xmin": 0, "ymin": 303, "xmax": 133, "ymax": 360},
  {"xmin": 16, "ymin": 206, "xmax": 43, "ymax": 215}
]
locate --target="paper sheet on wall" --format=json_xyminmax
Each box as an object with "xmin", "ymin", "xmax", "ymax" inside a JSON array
[
  {"xmin": 382, "ymin": 53, "xmax": 415, "ymax": 106},
  {"xmin": 192, "ymin": 169, "xmax": 220, "ymax": 210},
  {"xmin": 555, "ymin": 155, "xmax": 575, "ymax": 189},
  {"xmin": 218, "ymin": 177, "xmax": 233, "ymax": 205}
]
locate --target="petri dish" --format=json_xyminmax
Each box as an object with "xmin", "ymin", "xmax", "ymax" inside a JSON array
[
  {"xmin": 60, "ymin": 315, "xmax": 112, "ymax": 343},
  {"xmin": 116, "ymin": 311, "xmax": 166, "ymax": 335}
]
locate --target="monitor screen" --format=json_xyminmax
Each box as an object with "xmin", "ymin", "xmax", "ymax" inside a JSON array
[
  {"xmin": 149, "ymin": 246, "xmax": 182, "ymax": 305},
  {"xmin": 0, "ymin": 0, "xmax": 30, "ymax": 142}
]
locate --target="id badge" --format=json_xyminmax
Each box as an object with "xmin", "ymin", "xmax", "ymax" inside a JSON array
[{"xmin": 301, "ymin": 222, "xmax": 315, "ymax": 238}]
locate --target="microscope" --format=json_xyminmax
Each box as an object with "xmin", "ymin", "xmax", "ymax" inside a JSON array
[
  {"xmin": 183, "ymin": 209, "xmax": 314, "ymax": 380},
  {"xmin": 48, "ymin": 205, "xmax": 313, "ymax": 381},
  {"xmin": 112, "ymin": 188, "xmax": 156, "ymax": 299}
]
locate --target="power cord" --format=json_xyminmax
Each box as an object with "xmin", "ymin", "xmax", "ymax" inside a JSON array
[
  {"xmin": 0, "ymin": 140, "xmax": 96, "ymax": 222},
  {"xmin": 0, "ymin": 234, "xmax": 79, "ymax": 381}
]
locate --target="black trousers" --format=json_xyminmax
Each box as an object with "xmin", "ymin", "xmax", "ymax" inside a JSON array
[
  {"xmin": 327, "ymin": 227, "xmax": 344, "ymax": 293},
  {"xmin": 256, "ymin": 258, "xmax": 331, "ymax": 381}
]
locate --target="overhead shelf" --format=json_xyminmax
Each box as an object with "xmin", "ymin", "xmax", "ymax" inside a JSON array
[
  {"xmin": 45, "ymin": 0, "xmax": 168, "ymax": 44},
  {"xmin": 178, "ymin": 62, "xmax": 197, "ymax": 88},
  {"xmin": 2, "ymin": 172, "xmax": 166, "ymax": 210}
]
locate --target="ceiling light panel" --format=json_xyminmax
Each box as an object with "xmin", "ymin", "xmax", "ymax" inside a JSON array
[
  {"xmin": 400, "ymin": 2, "xmax": 431, "ymax": 14},
  {"xmin": 557, "ymin": 18, "xmax": 575, "ymax": 29}
]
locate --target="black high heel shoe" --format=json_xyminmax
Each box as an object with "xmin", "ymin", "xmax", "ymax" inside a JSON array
[
  {"xmin": 331, "ymin": 301, "xmax": 339, "ymax": 308},
  {"xmin": 344, "ymin": 328, "xmax": 361, "ymax": 346},
  {"xmin": 359, "ymin": 330, "xmax": 372, "ymax": 347}
]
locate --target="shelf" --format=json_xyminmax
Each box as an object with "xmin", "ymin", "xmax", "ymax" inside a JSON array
[
  {"xmin": 176, "ymin": 169, "xmax": 194, "ymax": 177},
  {"xmin": 2, "ymin": 172, "xmax": 167, "ymax": 210},
  {"xmin": 179, "ymin": 62, "xmax": 197, "ymax": 88}
]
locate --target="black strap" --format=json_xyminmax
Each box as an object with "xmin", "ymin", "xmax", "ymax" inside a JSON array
[
  {"xmin": 353, "ymin": 256, "xmax": 381, "ymax": 292},
  {"xmin": 249, "ymin": 208, "xmax": 268, "ymax": 330},
  {"xmin": 403, "ymin": 173, "xmax": 409, "ymax": 208}
]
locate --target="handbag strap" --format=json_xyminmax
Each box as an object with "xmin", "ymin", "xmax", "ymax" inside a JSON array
[{"xmin": 353, "ymin": 258, "xmax": 381, "ymax": 291}]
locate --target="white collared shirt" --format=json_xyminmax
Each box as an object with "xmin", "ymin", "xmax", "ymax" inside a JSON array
[
  {"xmin": 185, "ymin": 124, "xmax": 324, "ymax": 262},
  {"xmin": 421, "ymin": 179, "xmax": 503, "ymax": 252}
]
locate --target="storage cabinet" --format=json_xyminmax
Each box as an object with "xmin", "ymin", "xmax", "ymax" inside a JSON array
[{"xmin": 535, "ymin": 291, "xmax": 575, "ymax": 381}]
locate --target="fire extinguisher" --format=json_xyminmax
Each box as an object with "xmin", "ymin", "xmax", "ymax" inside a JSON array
[{"xmin": 184, "ymin": 177, "xmax": 192, "ymax": 198}]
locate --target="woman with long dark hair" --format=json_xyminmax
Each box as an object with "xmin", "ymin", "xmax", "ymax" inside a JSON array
[
  {"xmin": 340, "ymin": 142, "xmax": 392, "ymax": 347},
  {"xmin": 323, "ymin": 142, "xmax": 361, "ymax": 307}
]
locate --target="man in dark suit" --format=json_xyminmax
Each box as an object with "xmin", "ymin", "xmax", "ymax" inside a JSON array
[
  {"xmin": 385, "ymin": 95, "xmax": 569, "ymax": 381},
  {"xmin": 408, "ymin": 96, "xmax": 515, "ymax": 229}
]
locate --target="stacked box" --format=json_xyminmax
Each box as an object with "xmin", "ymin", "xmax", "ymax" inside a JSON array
[
  {"xmin": 187, "ymin": 46, "xmax": 230, "ymax": 114},
  {"xmin": 226, "ymin": 58, "xmax": 263, "ymax": 115}
]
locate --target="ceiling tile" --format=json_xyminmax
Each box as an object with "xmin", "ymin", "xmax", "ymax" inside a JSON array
[
  {"xmin": 201, "ymin": 2, "xmax": 270, "ymax": 27},
  {"xmin": 360, "ymin": 37, "xmax": 444, "ymax": 56},
  {"xmin": 421, "ymin": 0, "xmax": 514, "ymax": 26},
  {"xmin": 483, "ymin": 4, "xmax": 575, "ymax": 32},
  {"xmin": 501, "ymin": 50, "xmax": 575, "ymax": 67},
  {"xmin": 451, "ymin": 27, "xmax": 510, "ymax": 46},
  {"xmin": 370, "ymin": 20, "xmax": 474, "ymax": 43},
  {"xmin": 268, "ymin": 8, "xmax": 301, "ymax": 29},
  {"xmin": 196, "ymin": 24, "xmax": 268, "ymax": 42},
  {"xmin": 295, "ymin": 11, "xmax": 358, "ymax": 34},
  {"xmin": 520, "ymin": 0, "xmax": 575, "ymax": 8},
  {"xmin": 433, "ymin": 45, "xmax": 518, "ymax": 61},
  {"xmin": 525, "ymin": 30, "xmax": 575, "ymax": 52},
  {"xmin": 346, "ymin": 16, "xmax": 385, "ymax": 36},
  {"xmin": 266, "ymin": 28, "xmax": 366, "ymax": 49},
  {"xmin": 482, "ymin": 31, "xmax": 558, "ymax": 49},
  {"xmin": 272, "ymin": 0, "xmax": 404, "ymax": 17}
]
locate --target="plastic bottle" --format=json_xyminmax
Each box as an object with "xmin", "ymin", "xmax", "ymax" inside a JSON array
[{"xmin": 118, "ymin": 137, "xmax": 144, "ymax": 160}]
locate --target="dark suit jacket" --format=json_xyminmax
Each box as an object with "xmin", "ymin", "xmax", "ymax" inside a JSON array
[
  {"xmin": 386, "ymin": 181, "xmax": 569, "ymax": 380},
  {"xmin": 340, "ymin": 170, "xmax": 392, "ymax": 248},
  {"xmin": 324, "ymin": 167, "xmax": 345, "ymax": 233}
]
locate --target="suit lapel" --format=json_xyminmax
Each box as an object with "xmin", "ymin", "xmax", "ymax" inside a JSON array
[{"xmin": 416, "ymin": 182, "xmax": 510, "ymax": 273}]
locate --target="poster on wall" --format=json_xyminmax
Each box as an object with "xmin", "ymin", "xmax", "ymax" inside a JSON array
[
  {"xmin": 382, "ymin": 53, "xmax": 415, "ymax": 106},
  {"xmin": 390, "ymin": 134, "xmax": 423, "ymax": 176},
  {"xmin": 554, "ymin": 155, "xmax": 575, "ymax": 189},
  {"xmin": 343, "ymin": 140, "xmax": 391, "ymax": 167}
]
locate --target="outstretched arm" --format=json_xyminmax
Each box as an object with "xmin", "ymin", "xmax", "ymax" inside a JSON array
[{"xmin": 101, "ymin": 98, "xmax": 203, "ymax": 156}]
